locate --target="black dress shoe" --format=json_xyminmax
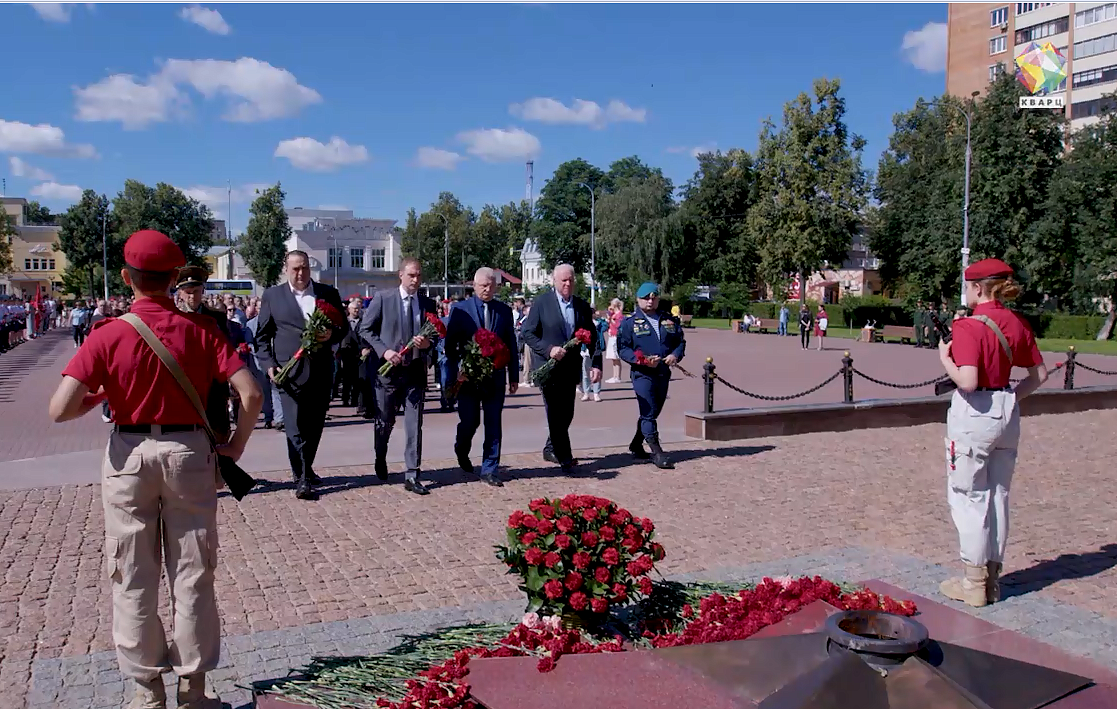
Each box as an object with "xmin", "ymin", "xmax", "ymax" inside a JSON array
[
  {"xmin": 375, "ymin": 458, "xmax": 388, "ymax": 481},
  {"xmin": 455, "ymin": 447, "xmax": 474, "ymax": 474},
  {"xmin": 305, "ymin": 470, "xmax": 322, "ymax": 486},
  {"xmin": 263, "ymin": 421, "xmax": 273, "ymax": 430},
  {"xmin": 295, "ymin": 480, "xmax": 318, "ymax": 500},
  {"xmin": 404, "ymin": 479, "xmax": 430, "ymax": 495},
  {"xmin": 479, "ymin": 474, "xmax": 504, "ymax": 487},
  {"xmin": 543, "ymin": 450, "xmax": 561, "ymax": 465},
  {"xmin": 560, "ymin": 462, "xmax": 578, "ymax": 476}
]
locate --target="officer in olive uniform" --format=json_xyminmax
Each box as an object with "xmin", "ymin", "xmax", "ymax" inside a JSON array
[
  {"xmin": 617, "ymin": 282, "xmax": 686, "ymax": 469},
  {"xmin": 913, "ymin": 301, "xmax": 925, "ymax": 348},
  {"xmin": 176, "ymin": 267, "xmax": 233, "ymax": 443},
  {"xmin": 926, "ymin": 303, "xmax": 942, "ymax": 349}
]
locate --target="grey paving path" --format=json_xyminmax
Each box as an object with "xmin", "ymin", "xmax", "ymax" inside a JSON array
[{"xmin": 29, "ymin": 546, "xmax": 1117, "ymax": 709}]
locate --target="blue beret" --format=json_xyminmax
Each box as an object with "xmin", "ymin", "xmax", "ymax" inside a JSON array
[{"xmin": 636, "ymin": 282, "xmax": 659, "ymax": 299}]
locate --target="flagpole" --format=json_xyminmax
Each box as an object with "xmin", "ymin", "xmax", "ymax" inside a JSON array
[{"xmin": 102, "ymin": 209, "xmax": 109, "ymax": 301}]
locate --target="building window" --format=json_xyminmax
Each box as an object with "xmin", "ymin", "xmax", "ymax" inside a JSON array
[
  {"xmin": 327, "ymin": 246, "xmax": 341, "ymax": 269},
  {"xmin": 1076, "ymin": 2, "xmax": 1116, "ymax": 28},
  {"xmin": 991, "ymin": 6, "xmax": 1009, "ymax": 26},
  {"xmin": 369, "ymin": 248, "xmax": 386, "ymax": 270},
  {"xmin": 1071, "ymin": 95, "xmax": 1117, "ymax": 118},
  {"xmin": 1073, "ymin": 63, "xmax": 1117, "ymax": 87},
  {"xmin": 1015, "ymin": 2, "xmax": 1055, "ymax": 16},
  {"xmin": 24, "ymin": 259, "xmax": 31, "ymax": 270},
  {"xmin": 990, "ymin": 36, "xmax": 1008, "ymax": 54},
  {"xmin": 1016, "ymin": 16, "xmax": 1069, "ymax": 44},
  {"xmin": 989, "ymin": 63, "xmax": 1007, "ymax": 81},
  {"xmin": 349, "ymin": 247, "xmax": 364, "ymax": 270},
  {"xmin": 48, "ymin": 259, "xmax": 55, "ymax": 270},
  {"xmin": 1074, "ymin": 32, "xmax": 1117, "ymax": 59}
]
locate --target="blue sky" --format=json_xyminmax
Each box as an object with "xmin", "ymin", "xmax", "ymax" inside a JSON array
[{"xmin": 3, "ymin": 2, "xmax": 949, "ymax": 234}]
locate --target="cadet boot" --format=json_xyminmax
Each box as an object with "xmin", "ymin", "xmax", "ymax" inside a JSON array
[
  {"xmin": 177, "ymin": 673, "xmax": 222, "ymax": 709},
  {"xmin": 127, "ymin": 677, "xmax": 166, "ymax": 709},
  {"xmin": 629, "ymin": 429, "xmax": 650, "ymax": 460},
  {"xmin": 939, "ymin": 564, "xmax": 988, "ymax": 608},
  {"xmin": 986, "ymin": 561, "xmax": 1003, "ymax": 604},
  {"xmin": 645, "ymin": 435, "xmax": 675, "ymax": 470}
]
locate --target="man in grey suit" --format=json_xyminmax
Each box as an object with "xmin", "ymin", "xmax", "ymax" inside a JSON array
[{"xmin": 359, "ymin": 257, "xmax": 438, "ymax": 495}]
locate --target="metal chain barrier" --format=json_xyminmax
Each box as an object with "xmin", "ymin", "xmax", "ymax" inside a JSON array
[
  {"xmin": 715, "ymin": 369, "xmax": 843, "ymax": 402},
  {"xmin": 851, "ymin": 368, "xmax": 948, "ymax": 390},
  {"xmin": 1076, "ymin": 361, "xmax": 1117, "ymax": 376}
]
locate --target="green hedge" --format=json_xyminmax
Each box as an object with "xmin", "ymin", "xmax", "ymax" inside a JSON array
[{"xmin": 1022, "ymin": 313, "xmax": 1108, "ymax": 340}]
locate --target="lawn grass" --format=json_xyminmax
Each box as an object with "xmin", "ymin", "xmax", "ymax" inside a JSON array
[{"xmin": 688, "ymin": 319, "xmax": 1117, "ymax": 355}]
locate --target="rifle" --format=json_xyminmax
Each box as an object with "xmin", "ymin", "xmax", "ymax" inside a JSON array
[{"xmin": 930, "ymin": 311, "xmax": 957, "ymax": 396}]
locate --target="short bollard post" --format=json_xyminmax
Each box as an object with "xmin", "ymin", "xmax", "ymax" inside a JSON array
[
  {"xmin": 1064, "ymin": 345, "xmax": 1076, "ymax": 390},
  {"xmin": 842, "ymin": 351, "xmax": 854, "ymax": 403},
  {"xmin": 703, "ymin": 357, "xmax": 716, "ymax": 413}
]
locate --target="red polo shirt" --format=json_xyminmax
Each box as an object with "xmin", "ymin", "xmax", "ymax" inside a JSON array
[
  {"xmin": 62, "ymin": 296, "xmax": 243, "ymax": 425},
  {"xmin": 950, "ymin": 301, "xmax": 1043, "ymax": 389}
]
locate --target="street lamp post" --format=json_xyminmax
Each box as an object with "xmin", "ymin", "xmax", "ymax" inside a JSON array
[
  {"xmin": 328, "ymin": 234, "xmax": 339, "ymax": 289},
  {"xmin": 929, "ymin": 93, "xmax": 978, "ymax": 307},
  {"xmin": 577, "ymin": 182, "xmax": 596, "ymax": 308},
  {"xmin": 101, "ymin": 209, "xmax": 109, "ymax": 301},
  {"xmin": 435, "ymin": 212, "xmax": 449, "ymax": 300}
]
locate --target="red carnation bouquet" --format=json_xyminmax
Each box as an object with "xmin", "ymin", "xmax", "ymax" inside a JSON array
[
  {"xmin": 495, "ymin": 495, "xmax": 664, "ymax": 618},
  {"xmin": 378, "ymin": 311, "xmax": 447, "ymax": 376},
  {"xmin": 530, "ymin": 328, "xmax": 593, "ymax": 386},
  {"xmin": 450, "ymin": 328, "xmax": 511, "ymax": 397},
  {"xmin": 272, "ymin": 299, "xmax": 345, "ymax": 388}
]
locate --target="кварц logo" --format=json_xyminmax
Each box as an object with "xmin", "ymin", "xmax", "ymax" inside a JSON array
[{"xmin": 1015, "ymin": 41, "xmax": 1068, "ymax": 109}]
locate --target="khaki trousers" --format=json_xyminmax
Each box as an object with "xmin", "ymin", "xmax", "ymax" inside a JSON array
[
  {"xmin": 945, "ymin": 390, "xmax": 1021, "ymax": 567},
  {"xmin": 102, "ymin": 428, "xmax": 221, "ymax": 682}
]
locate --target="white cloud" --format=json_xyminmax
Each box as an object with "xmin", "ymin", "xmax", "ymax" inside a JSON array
[
  {"xmin": 456, "ymin": 127, "xmax": 540, "ymax": 162},
  {"xmin": 901, "ymin": 22, "xmax": 948, "ymax": 73},
  {"xmin": 0, "ymin": 119, "xmax": 98, "ymax": 158},
  {"xmin": 29, "ymin": 3, "xmax": 91, "ymax": 22},
  {"xmin": 509, "ymin": 97, "xmax": 647, "ymax": 129},
  {"xmin": 414, "ymin": 146, "xmax": 464, "ymax": 170},
  {"xmin": 8, "ymin": 156, "xmax": 53, "ymax": 181},
  {"xmin": 274, "ymin": 136, "xmax": 369, "ymax": 172},
  {"xmin": 179, "ymin": 5, "xmax": 230, "ymax": 35},
  {"xmin": 30, "ymin": 181, "xmax": 83, "ymax": 203},
  {"xmin": 179, "ymin": 183, "xmax": 270, "ymax": 206},
  {"xmin": 74, "ymin": 57, "xmax": 322, "ymax": 128},
  {"xmin": 666, "ymin": 144, "xmax": 717, "ymax": 158}
]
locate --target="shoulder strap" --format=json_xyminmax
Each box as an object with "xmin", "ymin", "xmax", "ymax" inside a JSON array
[
  {"xmin": 968, "ymin": 314, "xmax": 1014, "ymax": 366},
  {"xmin": 119, "ymin": 313, "xmax": 218, "ymax": 445}
]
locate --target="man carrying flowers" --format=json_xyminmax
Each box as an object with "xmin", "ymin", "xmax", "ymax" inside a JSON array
[
  {"xmin": 359, "ymin": 258, "xmax": 442, "ymax": 495},
  {"xmin": 445, "ymin": 267, "xmax": 519, "ymax": 487},
  {"xmin": 617, "ymin": 282, "xmax": 686, "ymax": 469}
]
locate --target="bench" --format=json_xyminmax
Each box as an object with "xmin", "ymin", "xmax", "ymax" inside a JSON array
[
  {"xmin": 875, "ymin": 325, "xmax": 916, "ymax": 344},
  {"xmin": 752, "ymin": 318, "xmax": 782, "ymax": 334},
  {"xmin": 680, "ymin": 314, "xmax": 693, "ymax": 327}
]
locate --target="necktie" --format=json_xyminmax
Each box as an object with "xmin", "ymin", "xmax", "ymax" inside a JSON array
[{"xmin": 483, "ymin": 302, "xmax": 491, "ymax": 331}]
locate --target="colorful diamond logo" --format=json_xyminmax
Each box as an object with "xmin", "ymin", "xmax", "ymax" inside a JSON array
[{"xmin": 1014, "ymin": 41, "xmax": 1068, "ymax": 95}]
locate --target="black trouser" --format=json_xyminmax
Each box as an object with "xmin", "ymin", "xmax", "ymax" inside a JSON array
[
  {"xmin": 337, "ymin": 350, "xmax": 361, "ymax": 405},
  {"xmin": 278, "ymin": 379, "xmax": 332, "ymax": 483},
  {"xmin": 800, "ymin": 326, "xmax": 810, "ymax": 349},
  {"xmin": 73, "ymin": 325, "xmax": 86, "ymax": 347},
  {"xmin": 541, "ymin": 376, "xmax": 577, "ymax": 464}
]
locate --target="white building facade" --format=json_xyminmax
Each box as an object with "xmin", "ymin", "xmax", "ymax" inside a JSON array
[{"xmin": 285, "ymin": 208, "xmax": 401, "ymax": 297}]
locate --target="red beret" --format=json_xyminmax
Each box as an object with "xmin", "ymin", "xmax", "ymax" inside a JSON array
[
  {"xmin": 964, "ymin": 258, "xmax": 1013, "ymax": 281},
  {"xmin": 124, "ymin": 230, "xmax": 185, "ymax": 272}
]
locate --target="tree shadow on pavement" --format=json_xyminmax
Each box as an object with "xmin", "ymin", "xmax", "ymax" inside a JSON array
[
  {"xmin": 581, "ymin": 444, "xmax": 776, "ymax": 475},
  {"xmin": 1000, "ymin": 543, "xmax": 1117, "ymax": 600}
]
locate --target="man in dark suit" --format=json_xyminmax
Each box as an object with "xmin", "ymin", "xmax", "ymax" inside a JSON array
[
  {"xmin": 446, "ymin": 267, "xmax": 519, "ymax": 487},
  {"xmin": 359, "ymin": 257, "xmax": 438, "ymax": 495},
  {"xmin": 255, "ymin": 250, "xmax": 349, "ymax": 501},
  {"xmin": 521, "ymin": 263, "xmax": 601, "ymax": 474}
]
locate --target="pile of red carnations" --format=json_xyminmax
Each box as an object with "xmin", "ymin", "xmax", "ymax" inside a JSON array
[
  {"xmin": 495, "ymin": 495, "xmax": 664, "ymax": 617},
  {"xmin": 371, "ymin": 575, "xmax": 917, "ymax": 709}
]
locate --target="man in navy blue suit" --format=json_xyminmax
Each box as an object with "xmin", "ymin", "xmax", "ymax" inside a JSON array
[{"xmin": 446, "ymin": 267, "xmax": 519, "ymax": 487}]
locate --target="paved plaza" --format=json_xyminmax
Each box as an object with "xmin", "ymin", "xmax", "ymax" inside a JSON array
[{"xmin": 0, "ymin": 328, "xmax": 1115, "ymax": 708}]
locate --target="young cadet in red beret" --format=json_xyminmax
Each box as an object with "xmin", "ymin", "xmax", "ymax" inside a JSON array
[
  {"xmin": 937, "ymin": 258, "xmax": 1048, "ymax": 608},
  {"xmin": 48, "ymin": 230, "xmax": 263, "ymax": 709}
]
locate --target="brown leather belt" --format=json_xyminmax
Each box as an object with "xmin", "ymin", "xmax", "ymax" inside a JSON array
[{"xmin": 115, "ymin": 424, "xmax": 203, "ymax": 434}]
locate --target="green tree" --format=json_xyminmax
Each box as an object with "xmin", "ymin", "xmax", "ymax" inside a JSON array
[
  {"xmin": 112, "ymin": 180, "xmax": 215, "ymax": 266},
  {"xmin": 241, "ymin": 183, "xmax": 292, "ymax": 287},
  {"xmin": 401, "ymin": 192, "xmax": 476, "ymax": 288},
  {"xmin": 595, "ymin": 174, "xmax": 680, "ymax": 289},
  {"xmin": 534, "ymin": 158, "xmax": 607, "ymax": 272},
  {"xmin": 676, "ymin": 149, "xmax": 759, "ymax": 286},
  {"xmin": 0, "ymin": 211, "xmax": 15, "ymax": 276},
  {"xmin": 747, "ymin": 78, "xmax": 869, "ymax": 303},
  {"xmin": 57, "ymin": 190, "xmax": 115, "ymax": 297},
  {"xmin": 23, "ymin": 201, "xmax": 55, "ymax": 225}
]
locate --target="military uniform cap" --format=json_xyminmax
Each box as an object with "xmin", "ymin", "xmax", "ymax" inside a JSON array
[
  {"xmin": 636, "ymin": 282, "xmax": 660, "ymax": 298},
  {"xmin": 175, "ymin": 265, "xmax": 209, "ymax": 288},
  {"xmin": 964, "ymin": 258, "xmax": 1014, "ymax": 281},
  {"xmin": 124, "ymin": 230, "xmax": 186, "ymax": 272}
]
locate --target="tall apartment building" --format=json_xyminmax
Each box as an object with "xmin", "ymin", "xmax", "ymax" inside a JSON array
[{"xmin": 946, "ymin": 2, "xmax": 1117, "ymax": 128}]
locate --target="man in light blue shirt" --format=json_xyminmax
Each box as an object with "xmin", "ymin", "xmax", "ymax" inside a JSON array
[{"xmin": 778, "ymin": 304, "xmax": 789, "ymax": 336}]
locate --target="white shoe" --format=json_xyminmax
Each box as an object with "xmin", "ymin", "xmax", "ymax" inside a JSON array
[
  {"xmin": 606, "ymin": 377, "xmax": 620, "ymax": 384},
  {"xmin": 101, "ymin": 414, "xmax": 112, "ymax": 423},
  {"xmin": 593, "ymin": 394, "xmax": 601, "ymax": 402},
  {"xmin": 581, "ymin": 394, "xmax": 591, "ymax": 402}
]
